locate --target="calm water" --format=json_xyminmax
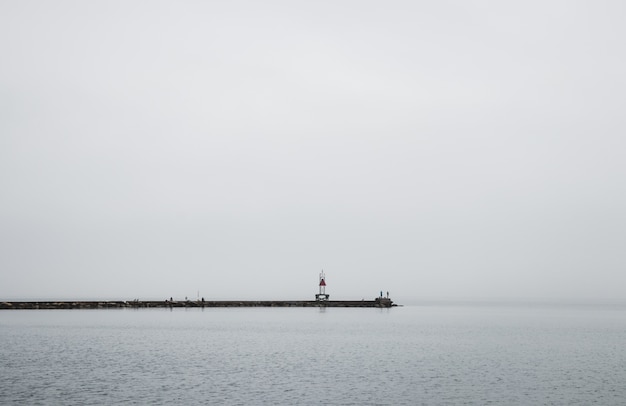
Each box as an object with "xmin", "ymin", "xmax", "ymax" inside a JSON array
[{"xmin": 1, "ymin": 303, "xmax": 625, "ymax": 405}]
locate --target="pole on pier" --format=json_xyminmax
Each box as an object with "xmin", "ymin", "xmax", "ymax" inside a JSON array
[{"xmin": 315, "ymin": 270, "xmax": 330, "ymax": 301}]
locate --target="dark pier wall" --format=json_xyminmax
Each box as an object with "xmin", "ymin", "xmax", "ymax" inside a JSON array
[{"xmin": 1, "ymin": 298, "xmax": 394, "ymax": 310}]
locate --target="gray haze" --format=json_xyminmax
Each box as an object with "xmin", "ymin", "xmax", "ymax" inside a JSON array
[{"xmin": 1, "ymin": 1, "xmax": 625, "ymax": 302}]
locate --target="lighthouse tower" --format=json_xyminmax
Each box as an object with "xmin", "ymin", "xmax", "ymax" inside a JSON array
[{"xmin": 315, "ymin": 270, "xmax": 330, "ymax": 301}]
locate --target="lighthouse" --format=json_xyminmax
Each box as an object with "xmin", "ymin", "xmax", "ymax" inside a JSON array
[{"xmin": 315, "ymin": 270, "xmax": 330, "ymax": 301}]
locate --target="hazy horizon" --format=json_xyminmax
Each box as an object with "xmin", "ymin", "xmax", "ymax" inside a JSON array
[{"xmin": 2, "ymin": 1, "xmax": 625, "ymax": 304}]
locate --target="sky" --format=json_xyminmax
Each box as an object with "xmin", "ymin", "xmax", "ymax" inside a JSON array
[{"xmin": 1, "ymin": 0, "xmax": 625, "ymax": 303}]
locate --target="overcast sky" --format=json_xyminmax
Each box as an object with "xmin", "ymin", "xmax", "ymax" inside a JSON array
[{"xmin": 1, "ymin": 0, "xmax": 625, "ymax": 302}]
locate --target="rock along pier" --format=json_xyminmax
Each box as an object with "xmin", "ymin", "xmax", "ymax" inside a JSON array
[{"xmin": 0, "ymin": 298, "xmax": 394, "ymax": 310}]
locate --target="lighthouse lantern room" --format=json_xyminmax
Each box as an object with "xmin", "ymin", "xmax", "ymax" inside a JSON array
[{"xmin": 315, "ymin": 270, "xmax": 330, "ymax": 301}]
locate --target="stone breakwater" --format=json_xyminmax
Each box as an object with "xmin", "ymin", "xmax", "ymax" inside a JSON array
[{"xmin": 0, "ymin": 298, "xmax": 395, "ymax": 310}]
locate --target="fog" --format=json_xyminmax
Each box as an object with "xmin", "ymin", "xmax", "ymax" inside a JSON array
[{"xmin": 1, "ymin": 1, "xmax": 625, "ymax": 303}]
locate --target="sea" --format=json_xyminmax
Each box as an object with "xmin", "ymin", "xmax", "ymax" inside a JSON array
[{"xmin": 1, "ymin": 302, "xmax": 625, "ymax": 405}]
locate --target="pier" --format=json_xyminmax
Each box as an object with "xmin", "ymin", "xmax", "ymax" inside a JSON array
[
  {"xmin": 2, "ymin": 271, "xmax": 396, "ymax": 310},
  {"xmin": 0, "ymin": 298, "xmax": 394, "ymax": 310}
]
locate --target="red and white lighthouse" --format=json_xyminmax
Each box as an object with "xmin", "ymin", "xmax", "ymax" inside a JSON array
[{"xmin": 315, "ymin": 270, "xmax": 330, "ymax": 301}]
